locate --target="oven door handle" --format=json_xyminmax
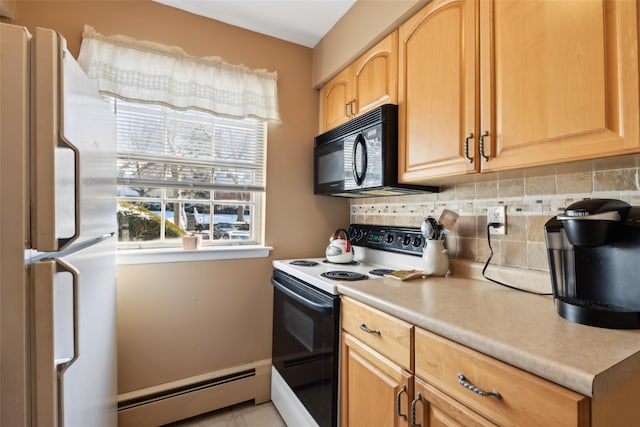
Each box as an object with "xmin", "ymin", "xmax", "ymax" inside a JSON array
[{"xmin": 271, "ymin": 278, "xmax": 334, "ymax": 314}]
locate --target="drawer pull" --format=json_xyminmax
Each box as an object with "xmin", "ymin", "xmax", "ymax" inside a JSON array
[
  {"xmin": 457, "ymin": 373, "xmax": 501, "ymax": 399},
  {"xmin": 396, "ymin": 384, "xmax": 408, "ymax": 421},
  {"xmin": 359, "ymin": 323, "xmax": 381, "ymax": 335},
  {"xmin": 410, "ymin": 392, "xmax": 423, "ymax": 427}
]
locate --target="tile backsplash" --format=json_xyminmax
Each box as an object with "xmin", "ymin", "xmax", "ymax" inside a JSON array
[{"xmin": 350, "ymin": 167, "xmax": 640, "ymax": 272}]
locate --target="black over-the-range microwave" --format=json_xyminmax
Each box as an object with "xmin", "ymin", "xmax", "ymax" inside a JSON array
[{"xmin": 314, "ymin": 104, "xmax": 439, "ymax": 197}]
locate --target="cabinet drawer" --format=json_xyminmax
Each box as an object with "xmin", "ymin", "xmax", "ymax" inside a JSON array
[
  {"xmin": 341, "ymin": 297, "xmax": 413, "ymax": 370},
  {"xmin": 415, "ymin": 328, "xmax": 590, "ymax": 427}
]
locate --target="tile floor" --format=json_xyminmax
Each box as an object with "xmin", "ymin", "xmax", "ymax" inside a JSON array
[{"xmin": 165, "ymin": 401, "xmax": 287, "ymax": 427}]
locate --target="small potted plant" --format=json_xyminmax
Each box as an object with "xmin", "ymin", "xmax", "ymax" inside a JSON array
[{"xmin": 181, "ymin": 233, "xmax": 201, "ymax": 250}]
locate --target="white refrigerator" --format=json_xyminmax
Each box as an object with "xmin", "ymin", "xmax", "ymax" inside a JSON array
[{"xmin": 0, "ymin": 24, "xmax": 117, "ymax": 426}]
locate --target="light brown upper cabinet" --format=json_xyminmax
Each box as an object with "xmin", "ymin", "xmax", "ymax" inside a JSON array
[
  {"xmin": 321, "ymin": 66, "xmax": 352, "ymax": 132},
  {"xmin": 398, "ymin": 0, "xmax": 478, "ymax": 182},
  {"xmin": 398, "ymin": 0, "xmax": 640, "ymax": 184},
  {"xmin": 320, "ymin": 30, "xmax": 398, "ymax": 133}
]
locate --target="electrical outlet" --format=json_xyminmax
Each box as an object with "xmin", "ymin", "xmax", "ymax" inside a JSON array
[{"xmin": 488, "ymin": 206, "xmax": 506, "ymax": 235}]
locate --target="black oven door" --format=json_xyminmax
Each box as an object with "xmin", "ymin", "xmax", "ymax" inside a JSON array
[{"xmin": 271, "ymin": 269, "xmax": 339, "ymax": 427}]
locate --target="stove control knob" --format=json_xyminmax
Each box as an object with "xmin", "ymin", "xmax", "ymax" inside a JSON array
[
  {"xmin": 403, "ymin": 235, "xmax": 411, "ymax": 246},
  {"xmin": 386, "ymin": 234, "xmax": 394, "ymax": 244},
  {"xmin": 348, "ymin": 228, "xmax": 357, "ymax": 240},
  {"xmin": 413, "ymin": 236, "xmax": 422, "ymax": 247}
]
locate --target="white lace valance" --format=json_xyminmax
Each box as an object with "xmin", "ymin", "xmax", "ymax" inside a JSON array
[{"xmin": 77, "ymin": 25, "xmax": 280, "ymax": 123}]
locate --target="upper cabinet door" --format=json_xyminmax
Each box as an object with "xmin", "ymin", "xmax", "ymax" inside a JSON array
[
  {"xmin": 320, "ymin": 66, "xmax": 353, "ymax": 132},
  {"xmin": 398, "ymin": 0, "xmax": 478, "ymax": 184},
  {"xmin": 352, "ymin": 30, "xmax": 398, "ymax": 117},
  {"xmin": 480, "ymin": 0, "xmax": 640, "ymax": 172},
  {"xmin": 320, "ymin": 31, "xmax": 399, "ymax": 133}
]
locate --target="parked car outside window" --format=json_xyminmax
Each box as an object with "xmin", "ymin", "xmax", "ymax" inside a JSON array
[{"xmin": 213, "ymin": 222, "xmax": 250, "ymax": 240}]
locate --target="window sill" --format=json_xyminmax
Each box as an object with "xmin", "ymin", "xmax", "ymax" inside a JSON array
[{"xmin": 116, "ymin": 245, "xmax": 273, "ymax": 265}]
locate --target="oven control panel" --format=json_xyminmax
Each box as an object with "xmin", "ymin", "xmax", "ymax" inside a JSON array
[{"xmin": 348, "ymin": 224, "xmax": 425, "ymax": 256}]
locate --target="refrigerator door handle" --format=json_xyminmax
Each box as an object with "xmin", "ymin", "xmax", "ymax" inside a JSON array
[
  {"xmin": 54, "ymin": 259, "xmax": 79, "ymax": 427},
  {"xmin": 32, "ymin": 30, "xmax": 80, "ymax": 252},
  {"xmin": 54, "ymin": 43, "xmax": 81, "ymax": 250},
  {"xmin": 56, "ymin": 136, "xmax": 81, "ymax": 251},
  {"xmin": 31, "ymin": 259, "xmax": 79, "ymax": 427},
  {"xmin": 57, "ymin": 49, "xmax": 81, "ymax": 251}
]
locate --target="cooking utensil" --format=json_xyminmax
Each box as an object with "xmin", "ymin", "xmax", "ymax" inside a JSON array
[
  {"xmin": 421, "ymin": 217, "xmax": 440, "ymax": 240},
  {"xmin": 438, "ymin": 209, "xmax": 459, "ymax": 234}
]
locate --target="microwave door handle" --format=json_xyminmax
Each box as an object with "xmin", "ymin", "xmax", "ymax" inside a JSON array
[{"xmin": 352, "ymin": 134, "xmax": 367, "ymax": 186}]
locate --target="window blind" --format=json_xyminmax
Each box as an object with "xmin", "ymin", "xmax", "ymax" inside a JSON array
[{"xmin": 113, "ymin": 99, "xmax": 267, "ymax": 192}]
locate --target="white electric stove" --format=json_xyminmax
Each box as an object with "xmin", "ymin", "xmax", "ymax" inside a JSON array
[
  {"xmin": 273, "ymin": 250, "xmax": 424, "ymax": 294},
  {"xmin": 270, "ymin": 224, "xmax": 426, "ymax": 427}
]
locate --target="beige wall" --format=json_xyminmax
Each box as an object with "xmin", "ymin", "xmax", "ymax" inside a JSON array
[
  {"xmin": 0, "ymin": 0, "xmax": 15, "ymax": 18},
  {"xmin": 6, "ymin": 0, "xmax": 349, "ymax": 401},
  {"xmin": 116, "ymin": 259, "xmax": 274, "ymax": 392}
]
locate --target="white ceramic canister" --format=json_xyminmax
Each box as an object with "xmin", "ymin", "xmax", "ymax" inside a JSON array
[{"xmin": 422, "ymin": 239, "xmax": 449, "ymax": 276}]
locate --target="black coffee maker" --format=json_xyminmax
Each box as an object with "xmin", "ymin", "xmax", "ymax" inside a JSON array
[{"xmin": 544, "ymin": 199, "xmax": 640, "ymax": 329}]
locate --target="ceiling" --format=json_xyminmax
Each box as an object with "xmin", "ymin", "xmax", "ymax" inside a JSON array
[{"xmin": 152, "ymin": 0, "xmax": 357, "ymax": 48}]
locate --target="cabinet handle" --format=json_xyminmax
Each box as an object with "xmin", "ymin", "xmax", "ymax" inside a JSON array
[
  {"xmin": 464, "ymin": 132, "xmax": 474, "ymax": 163},
  {"xmin": 479, "ymin": 130, "xmax": 490, "ymax": 162},
  {"xmin": 410, "ymin": 392, "xmax": 423, "ymax": 427},
  {"xmin": 345, "ymin": 100, "xmax": 356, "ymax": 118},
  {"xmin": 457, "ymin": 373, "xmax": 501, "ymax": 399},
  {"xmin": 396, "ymin": 384, "xmax": 408, "ymax": 421},
  {"xmin": 359, "ymin": 323, "xmax": 381, "ymax": 335}
]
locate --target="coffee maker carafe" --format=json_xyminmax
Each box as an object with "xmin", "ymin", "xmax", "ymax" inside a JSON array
[{"xmin": 544, "ymin": 199, "xmax": 640, "ymax": 328}]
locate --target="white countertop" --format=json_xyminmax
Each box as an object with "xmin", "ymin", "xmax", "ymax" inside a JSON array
[{"xmin": 336, "ymin": 265, "xmax": 640, "ymax": 399}]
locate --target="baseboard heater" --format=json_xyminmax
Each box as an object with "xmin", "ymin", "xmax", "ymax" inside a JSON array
[
  {"xmin": 118, "ymin": 369, "xmax": 255, "ymax": 411},
  {"xmin": 117, "ymin": 359, "xmax": 271, "ymax": 427}
]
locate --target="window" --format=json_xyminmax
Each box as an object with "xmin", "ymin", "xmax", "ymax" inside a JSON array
[
  {"xmin": 113, "ymin": 98, "xmax": 266, "ymax": 247},
  {"xmin": 78, "ymin": 26, "xmax": 278, "ymax": 252}
]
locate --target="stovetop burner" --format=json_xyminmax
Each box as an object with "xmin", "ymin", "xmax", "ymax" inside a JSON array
[
  {"xmin": 322, "ymin": 259, "xmax": 360, "ymax": 266},
  {"xmin": 369, "ymin": 268, "xmax": 395, "ymax": 277},
  {"xmin": 289, "ymin": 260, "xmax": 319, "ymax": 267},
  {"xmin": 321, "ymin": 271, "xmax": 369, "ymax": 281}
]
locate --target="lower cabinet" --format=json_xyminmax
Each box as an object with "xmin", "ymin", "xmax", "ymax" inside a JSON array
[
  {"xmin": 341, "ymin": 333, "xmax": 412, "ymax": 427},
  {"xmin": 414, "ymin": 328, "xmax": 590, "ymax": 427},
  {"xmin": 413, "ymin": 376, "xmax": 497, "ymax": 427},
  {"xmin": 340, "ymin": 297, "xmax": 414, "ymax": 427},
  {"xmin": 340, "ymin": 296, "xmax": 591, "ymax": 427}
]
